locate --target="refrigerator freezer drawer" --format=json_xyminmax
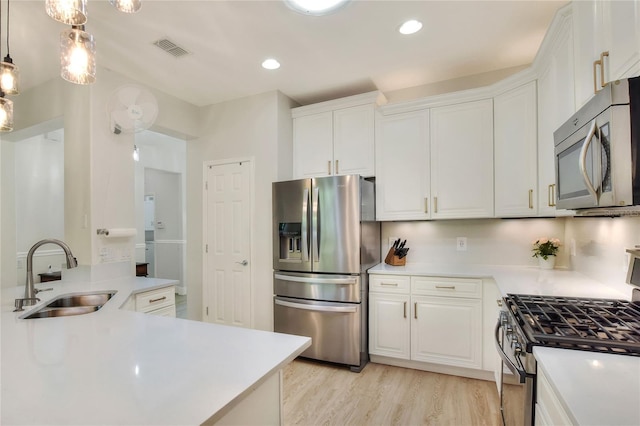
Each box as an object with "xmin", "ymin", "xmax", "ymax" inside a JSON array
[
  {"xmin": 274, "ymin": 296, "xmax": 361, "ymax": 367},
  {"xmin": 274, "ymin": 272, "xmax": 361, "ymax": 303}
]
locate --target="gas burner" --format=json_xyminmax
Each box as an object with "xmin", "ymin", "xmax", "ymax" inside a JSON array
[{"xmin": 505, "ymin": 294, "xmax": 640, "ymax": 356}]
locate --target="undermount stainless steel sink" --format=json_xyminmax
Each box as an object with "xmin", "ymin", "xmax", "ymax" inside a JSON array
[{"xmin": 22, "ymin": 291, "xmax": 117, "ymax": 319}]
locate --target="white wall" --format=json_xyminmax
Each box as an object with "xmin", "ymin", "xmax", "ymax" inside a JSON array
[
  {"xmin": 565, "ymin": 216, "xmax": 640, "ymax": 297},
  {"xmin": 382, "ymin": 218, "xmax": 567, "ymax": 267},
  {"xmin": 186, "ymin": 90, "xmax": 295, "ymax": 329}
]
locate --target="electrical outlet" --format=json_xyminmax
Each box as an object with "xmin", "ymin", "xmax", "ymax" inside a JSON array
[
  {"xmin": 457, "ymin": 237, "xmax": 467, "ymax": 252},
  {"xmin": 389, "ymin": 237, "xmax": 398, "ymax": 248}
]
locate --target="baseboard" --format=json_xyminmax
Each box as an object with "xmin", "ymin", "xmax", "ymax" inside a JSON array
[{"xmin": 370, "ymin": 355, "xmax": 496, "ymax": 382}]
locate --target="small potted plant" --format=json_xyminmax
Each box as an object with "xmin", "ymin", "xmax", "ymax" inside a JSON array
[{"xmin": 532, "ymin": 237, "xmax": 561, "ymax": 269}]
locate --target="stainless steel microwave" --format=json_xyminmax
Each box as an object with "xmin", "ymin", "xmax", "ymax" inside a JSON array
[{"xmin": 553, "ymin": 77, "xmax": 640, "ymax": 210}]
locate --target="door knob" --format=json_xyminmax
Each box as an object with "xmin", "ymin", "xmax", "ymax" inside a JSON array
[{"xmin": 236, "ymin": 260, "xmax": 248, "ymax": 266}]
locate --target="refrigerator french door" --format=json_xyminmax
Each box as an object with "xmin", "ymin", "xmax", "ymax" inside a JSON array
[{"xmin": 272, "ymin": 175, "xmax": 379, "ymax": 372}]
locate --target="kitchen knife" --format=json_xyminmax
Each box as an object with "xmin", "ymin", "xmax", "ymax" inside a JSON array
[{"xmin": 398, "ymin": 248, "xmax": 410, "ymax": 259}]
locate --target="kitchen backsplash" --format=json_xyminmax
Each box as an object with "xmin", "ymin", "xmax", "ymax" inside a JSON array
[
  {"xmin": 382, "ymin": 218, "xmax": 567, "ymax": 267},
  {"xmin": 565, "ymin": 216, "xmax": 640, "ymax": 296}
]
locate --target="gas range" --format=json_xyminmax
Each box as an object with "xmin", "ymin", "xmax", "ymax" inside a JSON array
[{"xmin": 504, "ymin": 294, "xmax": 640, "ymax": 356}]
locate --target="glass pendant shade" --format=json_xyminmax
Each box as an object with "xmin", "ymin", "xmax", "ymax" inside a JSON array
[
  {"xmin": 60, "ymin": 26, "xmax": 96, "ymax": 85},
  {"xmin": 0, "ymin": 95, "xmax": 14, "ymax": 132},
  {"xmin": 46, "ymin": 0, "xmax": 87, "ymax": 25},
  {"xmin": 0, "ymin": 56, "xmax": 19, "ymax": 95},
  {"xmin": 110, "ymin": 0, "xmax": 141, "ymax": 13}
]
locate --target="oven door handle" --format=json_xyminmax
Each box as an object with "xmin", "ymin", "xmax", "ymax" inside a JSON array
[
  {"xmin": 275, "ymin": 298, "xmax": 357, "ymax": 313},
  {"xmin": 494, "ymin": 319, "xmax": 531, "ymax": 384}
]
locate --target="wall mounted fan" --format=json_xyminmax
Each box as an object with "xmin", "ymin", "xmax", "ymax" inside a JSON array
[{"xmin": 107, "ymin": 84, "xmax": 158, "ymax": 134}]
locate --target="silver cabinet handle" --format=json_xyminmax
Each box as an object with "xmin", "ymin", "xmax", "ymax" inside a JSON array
[
  {"xmin": 327, "ymin": 160, "xmax": 332, "ymax": 175},
  {"xmin": 149, "ymin": 296, "xmax": 167, "ymax": 303},
  {"xmin": 335, "ymin": 159, "xmax": 339, "ymax": 175},
  {"xmin": 435, "ymin": 285, "xmax": 455, "ymax": 290},
  {"xmin": 528, "ymin": 189, "xmax": 533, "ymax": 209},
  {"xmin": 548, "ymin": 184, "xmax": 556, "ymax": 207},
  {"xmin": 236, "ymin": 260, "xmax": 248, "ymax": 266},
  {"xmin": 380, "ymin": 282, "xmax": 399, "ymax": 287},
  {"xmin": 424, "ymin": 197, "xmax": 428, "ymax": 213},
  {"xmin": 434, "ymin": 196, "xmax": 438, "ymax": 213},
  {"xmin": 414, "ymin": 302, "xmax": 417, "ymax": 319},
  {"xmin": 403, "ymin": 301, "xmax": 407, "ymax": 318},
  {"xmin": 275, "ymin": 299, "xmax": 357, "ymax": 313}
]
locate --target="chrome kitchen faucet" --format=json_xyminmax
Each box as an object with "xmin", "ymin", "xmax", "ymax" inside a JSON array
[{"xmin": 20, "ymin": 239, "xmax": 78, "ymax": 307}]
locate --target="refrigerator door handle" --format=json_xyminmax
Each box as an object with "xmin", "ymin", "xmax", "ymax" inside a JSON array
[
  {"xmin": 274, "ymin": 273, "xmax": 357, "ymax": 285},
  {"xmin": 301, "ymin": 188, "xmax": 310, "ymax": 262},
  {"xmin": 275, "ymin": 298, "xmax": 357, "ymax": 313},
  {"xmin": 312, "ymin": 186, "xmax": 320, "ymax": 262}
]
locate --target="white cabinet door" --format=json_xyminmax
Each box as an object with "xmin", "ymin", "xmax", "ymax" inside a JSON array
[
  {"xmin": 411, "ymin": 295, "xmax": 482, "ymax": 369},
  {"xmin": 369, "ymin": 293, "xmax": 410, "ymax": 359},
  {"xmin": 537, "ymin": 15, "xmax": 575, "ymax": 217},
  {"xmin": 293, "ymin": 112, "xmax": 333, "ymax": 178},
  {"xmin": 573, "ymin": 0, "xmax": 640, "ymax": 109},
  {"xmin": 494, "ymin": 82, "xmax": 538, "ymax": 217},
  {"xmin": 375, "ymin": 110, "xmax": 430, "ymax": 220},
  {"xmin": 602, "ymin": 0, "xmax": 640, "ymax": 81},
  {"xmin": 430, "ymin": 99, "xmax": 494, "ymax": 219},
  {"xmin": 333, "ymin": 104, "xmax": 375, "ymax": 177}
]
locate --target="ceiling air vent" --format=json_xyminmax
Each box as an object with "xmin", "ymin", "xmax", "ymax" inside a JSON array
[{"xmin": 153, "ymin": 38, "xmax": 190, "ymax": 58}]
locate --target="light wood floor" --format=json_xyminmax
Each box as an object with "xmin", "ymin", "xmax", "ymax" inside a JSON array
[{"xmin": 283, "ymin": 359, "xmax": 503, "ymax": 426}]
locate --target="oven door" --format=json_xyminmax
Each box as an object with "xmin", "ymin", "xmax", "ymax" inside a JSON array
[
  {"xmin": 495, "ymin": 313, "xmax": 535, "ymax": 426},
  {"xmin": 274, "ymin": 296, "xmax": 361, "ymax": 366}
]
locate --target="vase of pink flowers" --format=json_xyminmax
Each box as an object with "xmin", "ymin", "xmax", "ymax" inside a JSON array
[{"xmin": 532, "ymin": 237, "xmax": 561, "ymax": 269}]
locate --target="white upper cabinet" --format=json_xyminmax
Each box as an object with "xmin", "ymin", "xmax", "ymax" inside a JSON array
[
  {"xmin": 292, "ymin": 112, "xmax": 334, "ymax": 178},
  {"xmin": 430, "ymin": 99, "xmax": 494, "ymax": 219},
  {"xmin": 494, "ymin": 81, "xmax": 538, "ymax": 217},
  {"xmin": 573, "ymin": 0, "xmax": 640, "ymax": 109},
  {"xmin": 535, "ymin": 9, "xmax": 575, "ymax": 217},
  {"xmin": 375, "ymin": 110, "xmax": 430, "ymax": 220},
  {"xmin": 292, "ymin": 92, "xmax": 385, "ymax": 179}
]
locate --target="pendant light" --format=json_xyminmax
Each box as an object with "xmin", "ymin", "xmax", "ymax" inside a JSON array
[
  {"xmin": 0, "ymin": 0, "xmax": 19, "ymax": 95},
  {"xmin": 0, "ymin": 92, "xmax": 13, "ymax": 131},
  {"xmin": 60, "ymin": 25, "xmax": 96, "ymax": 85},
  {"xmin": 46, "ymin": 0, "xmax": 87, "ymax": 25},
  {"xmin": 110, "ymin": 0, "xmax": 142, "ymax": 14}
]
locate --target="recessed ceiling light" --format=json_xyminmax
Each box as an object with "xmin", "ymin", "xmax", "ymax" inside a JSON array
[
  {"xmin": 399, "ymin": 19, "xmax": 423, "ymax": 35},
  {"xmin": 262, "ymin": 58, "xmax": 281, "ymax": 70},
  {"xmin": 284, "ymin": 0, "xmax": 350, "ymax": 16}
]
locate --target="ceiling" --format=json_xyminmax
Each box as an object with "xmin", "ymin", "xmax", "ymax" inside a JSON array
[{"xmin": 10, "ymin": 0, "xmax": 567, "ymax": 107}]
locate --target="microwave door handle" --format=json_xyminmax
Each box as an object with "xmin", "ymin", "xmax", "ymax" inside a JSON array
[
  {"xmin": 312, "ymin": 187, "xmax": 320, "ymax": 262},
  {"xmin": 579, "ymin": 119, "xmax": 601, "ymax": 201},
  {"xmin": 301, "ymin": 188, "xmax": 310, "ymax": 262}
]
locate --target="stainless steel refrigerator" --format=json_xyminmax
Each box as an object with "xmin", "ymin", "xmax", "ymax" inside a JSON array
[{"xmin": 272, "ymin": 175, "xmax": 379, "ymax": 372}]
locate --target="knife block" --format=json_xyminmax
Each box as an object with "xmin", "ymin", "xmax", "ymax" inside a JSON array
[{"xmin": 384, "ymin": 247, "xmax": 406, "ymax": 266}]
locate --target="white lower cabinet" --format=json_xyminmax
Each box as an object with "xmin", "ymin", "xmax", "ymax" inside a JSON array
[
  {"xmin": 535, "ymin": 367, "xmax": 575, "ymax": 425},
  {"xmin": 369, "ymin": 274, "xmax": 483, "ymax": 373},
  {"xmin": 123, "ymin": 285, "xmax": 176, "ymax": 317}
]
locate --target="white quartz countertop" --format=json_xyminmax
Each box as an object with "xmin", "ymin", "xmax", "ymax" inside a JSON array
[
  {"xmin": 368, "ymin": 263, "xmax": 630, "ymax": 299},
  {"xmin": 1, "ymin": 276, "xmax": 310, "ymax": 425},
  {"xmin": 534, "ymin": 347, "xmax": 640, "ymax": 426}
]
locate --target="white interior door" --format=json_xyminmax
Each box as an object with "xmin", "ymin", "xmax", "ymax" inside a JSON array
[{"xmin": 203, "ymin": 160, "xmax": 252, "ymax": 328}]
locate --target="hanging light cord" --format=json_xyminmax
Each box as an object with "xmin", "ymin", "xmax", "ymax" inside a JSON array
[{"xmin": 5, "ymin": 0, "xmax": 9, "ymax": 56}]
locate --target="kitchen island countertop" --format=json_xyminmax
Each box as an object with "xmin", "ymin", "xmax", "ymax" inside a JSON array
[{"xmin": 1, "ymin": 275, "xmax": 310, "ymax": 425}]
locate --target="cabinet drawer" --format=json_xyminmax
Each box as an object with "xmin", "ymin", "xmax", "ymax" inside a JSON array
[
  {"xmin": 135, "ymin": 286, "xmax": 175, "ymax": 313},
  {"xmin": 369, "ymin": 274, "xmax": 410, "ymax": 294},
  {"xmin": 146, "ymin": 305, "xmax": 176, "ymax": 318},
  {"xmin": 411, "ymin": 277, "xmax": 482, "ymax": 299}
]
